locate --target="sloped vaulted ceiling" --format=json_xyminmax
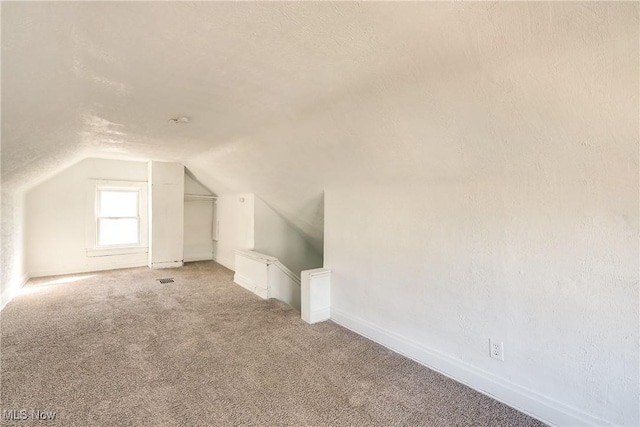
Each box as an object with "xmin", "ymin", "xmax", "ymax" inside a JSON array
[{"xmin": 2, "ymin": 2, "xmax": 638, "ymax": 253}]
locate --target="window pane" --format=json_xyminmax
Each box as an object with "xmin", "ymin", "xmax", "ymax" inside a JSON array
[
  {"xmin": 99, "ymin": 191, "xmax": 138, "ymax": 217},
  {"xmin": 98, "ymin": 218, "xmax": 139, "ymax": 246}
]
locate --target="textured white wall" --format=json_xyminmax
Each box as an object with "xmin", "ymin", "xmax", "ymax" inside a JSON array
[
  {"xmin": 0, "ymin": 190, "xmax": 28, "ymax": 309},
  {"xmin": 184, "ymin": 173, "xmax": 212, "ymax": 196},
  {"xmin": 325, "ymin": 178, "xmax": 638, "ymax": 426},
  {"xmin": 26, "ymin": 158, "xmax": 148, "ymax": 277},
  {"xmin": 213, "ymin": 194, "xmax": 255, "ymax": 270},
  {"xmin": 3, "ymin": 2, "xmax": 637, "ymax": 257}
]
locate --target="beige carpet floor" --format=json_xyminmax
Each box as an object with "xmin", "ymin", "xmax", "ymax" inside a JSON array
[{"xmin": 1, "ymin": 261, "xmax": 546, "ymax": 426}]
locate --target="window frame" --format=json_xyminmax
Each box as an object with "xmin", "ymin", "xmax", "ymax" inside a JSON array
[
  {"xmin": 86, "ymin": 180, "xmax": 148, "ymax": 257},
  {"xmin": 96, "ymin": 187, "xmax": 142, "ymax": 248}
]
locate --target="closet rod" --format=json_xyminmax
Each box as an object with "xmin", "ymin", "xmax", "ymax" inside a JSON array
[{"xmin": 184, "ymin": 194, "xmax": 217, "ymax": 200}]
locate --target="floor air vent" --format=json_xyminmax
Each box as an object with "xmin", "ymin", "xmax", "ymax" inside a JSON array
[{"xmin": 157, "ymin": 278, "xmax": 175, "ymax": 284}]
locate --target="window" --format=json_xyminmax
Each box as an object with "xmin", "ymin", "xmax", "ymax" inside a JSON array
[
  {"xmin": 86, "ymin": 180, "xmax": 148, "ymax": 257},
  {"xmin": 97, "ymin": 189, "xmax": 141, "ymax": 247}
]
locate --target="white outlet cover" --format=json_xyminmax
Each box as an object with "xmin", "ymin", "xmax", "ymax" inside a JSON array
[{"xmin": 490, "ymin": 338, "xmax": 504, "ymax": 361}]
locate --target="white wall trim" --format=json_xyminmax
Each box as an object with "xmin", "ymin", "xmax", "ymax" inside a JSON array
[
  {"xmin": 150, "ymin": 260, "xmax": 183, "ymax": 269},
  {"xmin": 86, "ymin": 246, "xmax": 148, "ymax": 257},
  {"xmin": 234, "ymin": 249, "xmax": 277, "ymax": 264},
  {"xmin": 233, "ymin": 250, "xmax": 301, "ymax": 309},
  {"xmin": 308, "ymin": 307, "xmax": 331, "ymax": 324},
  {"xmin": 232, "ymin": 249, "xmax": 301, "ymax": 285},
  {"xmin": 273, "ymin": 260, "xmax": 300, "ymax": 286},
  {"xmin": 86, "ymin": 179, "xmax": 149, "ymax": 251},
  {"xmin": 213, "ymin": 254, "xmax": 235, "ymax": 271},
  {"xmin": 330, "ymin": 307, "xmax": 612, "ymax": 427},
  {"xmin": 30, "ymin": 261, "xmax": 147, "ymax": 279},
  {"xmin": 0, "ymin": 272, "xmax": 30, "ymax": 311},
  {"xmin": 306, "ymin": 269, "xmax": 332, "ymax": 280},
  {"xmin": 301, "ymin": 268, "xmax": 331, "ymax": 324},
  {"xmin": 234, "ymin": 273, "xmax": 269, "ymax": 299},
  {"xmin": 184, "ymin": 253, "xmax": 214, "ymax": 263}
]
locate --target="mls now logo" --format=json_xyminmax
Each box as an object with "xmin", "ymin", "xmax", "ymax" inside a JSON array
[
  {"xmin": 2, "ymin": 409, "xmax": 57, "ymax": 421},
  {"xmin": 2, "ymin": 409, "xmax": 28, "ymax": 421}
]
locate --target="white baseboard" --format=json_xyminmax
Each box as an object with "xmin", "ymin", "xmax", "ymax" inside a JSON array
[
  {"xmin": 150, "ymin": 261, "xmax": 183, "ymax": 269},
  {"xmin": 184, "ymin": 254, "xmax": 214, "ymax": 262},
  {"xmin": 213, "ymin": 255, "xmax": 235, "ymax": 271},
  {"xmin": 1, "ymin": 272, "xmax": 30, "ymax": 311},
  {"xmin": 233, "ymin": 274, "xmax": 268, "ymax": 299},
  {"xmin": 308, "ymin": 307, "xmax": 331, "ymax": 324},
  {"xmin": 30, "ymin": 261, "xmax": 147, "ymax": 279},
  {"xmin": 330, "ymin": 308, "xmax": 611, "ymax": 427}
]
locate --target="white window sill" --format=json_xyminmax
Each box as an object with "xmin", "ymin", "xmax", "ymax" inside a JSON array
[{"xmin": 86, "ymin": 246, "xmax": 148, "ymax": 258}]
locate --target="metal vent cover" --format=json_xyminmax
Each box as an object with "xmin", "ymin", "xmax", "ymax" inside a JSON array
[{"xmin": 157, "ymin": 278, "xmax": 174, "ymax": 284}]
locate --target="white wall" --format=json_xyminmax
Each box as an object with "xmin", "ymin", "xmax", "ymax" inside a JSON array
[
  {"xmin": 213, "ymin": 193, "xmax": 255, "ymax": 270},
  {"xmin": 26, "ymin": 158, "xmax": 148, "ymax": 277},
  {"xmin": 254, "ymin": 197, "xmax": 321, "ymax": 275},
  {"xmin": 325, "ymin": 179, "xmax": 638, "ymax": 426},
  {"xmin": 184, "ymin": 174, "xmax": 214, "ymax": 262},
  {"xmin": 1, "ymin": 190, "xmax": 28, "ymax": 309}
]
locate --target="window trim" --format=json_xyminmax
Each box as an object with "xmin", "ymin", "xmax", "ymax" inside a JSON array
[
  {"xmin": 96, "ymin": 187, "xmax": 141, "ymax": 248},
  {"xmin": 86, "ymin": 180, "xmax": 148, "ymax": 257}
]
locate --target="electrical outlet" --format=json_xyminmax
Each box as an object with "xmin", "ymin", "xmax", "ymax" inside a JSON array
[{"xmin": 490, "ymin": 339, "xmax": 504, "ymax": 361}]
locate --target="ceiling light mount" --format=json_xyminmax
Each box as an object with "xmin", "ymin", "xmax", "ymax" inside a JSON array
[{"xmin": 168, "ymin": 116, "xmax": 190, "ymax": 124}]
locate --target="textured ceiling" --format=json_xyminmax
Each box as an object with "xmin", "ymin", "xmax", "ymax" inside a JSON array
[{"xmin": 2, "ymin": 2, "xmax": 637, "ymax": 252}]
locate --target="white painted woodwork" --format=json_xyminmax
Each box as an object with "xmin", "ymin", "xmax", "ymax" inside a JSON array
[
  {"xmin": 148, "ymin": 161, "xmax": 184, "ymax": 269},
  {"xmin": 301, "ymin": 268, "xmax": 331, "ymax": 324},
  {"xmin": 234, "ymin": 250, "xmax": 301, "ymax": 311},
  {"xmin": 268, "ymin": 260, "xmax": 302, "ymax": 311}
]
